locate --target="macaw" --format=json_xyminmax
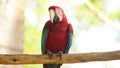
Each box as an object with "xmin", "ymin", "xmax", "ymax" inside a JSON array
[{"xmin": 41, "ymin": 6, "xmax": 73, "ymax": 68}]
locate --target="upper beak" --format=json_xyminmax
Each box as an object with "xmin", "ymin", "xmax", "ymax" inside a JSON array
[{"xmin": 53, "ymin": 13, "xmax": 59, "ymax": 24}]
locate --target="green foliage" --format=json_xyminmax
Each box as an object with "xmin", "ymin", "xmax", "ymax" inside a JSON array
[
  {"xmin": 108, "ymin": 9, "xmax": 120, "ymax": 19},
  {"xmin": 24, "ymin": 20, "xmax": 41, "ymax": 54},
  {"xmin": 90, "ymin": 0, "xmax": 105, "ymax": 10},
  {"xmin": 75, "ymin": 5, "xmax": 102, "ymax": 29}
]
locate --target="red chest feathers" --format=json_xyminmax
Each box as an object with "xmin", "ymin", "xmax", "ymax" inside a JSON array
[{"xmin": 46, "ymin": 26, "xmax": 67, "ymax": 53}]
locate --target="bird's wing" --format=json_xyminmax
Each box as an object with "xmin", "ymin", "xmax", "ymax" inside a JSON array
[
  {"xmin": 65, "ymin": 24, "xmax": 73, "ymax": 53},
  {"xmin": 41, "ymin": 21, "xmax": 51, "ymax": 54},
  {"xmin": 41, "ymin": 29, "xmax": 49, "ymax": 54}
]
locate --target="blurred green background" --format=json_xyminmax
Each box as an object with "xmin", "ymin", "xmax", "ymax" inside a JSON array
[{"xmin": 24, "ymin": 0, "xmax": 120, "ymax": 68}]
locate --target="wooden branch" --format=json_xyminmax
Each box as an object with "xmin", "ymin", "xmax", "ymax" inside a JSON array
[{"xmin": 0, "ymin": 50, "xmax": 120, "ymax": 64}]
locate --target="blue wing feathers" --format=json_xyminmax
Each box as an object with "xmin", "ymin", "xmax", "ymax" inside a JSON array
[
  {"xmin": 69, "ymin": 33, "xmax": 73, "ymax": 51},
  {"xmin": 41, "ymin": 29, "xmax": 48, "ymax": 54},
  {"xmin": 65, "ymin": 33, "xmax": 73, "ymax": 53},
  {"xmin": 65, "ymin": 23, "xmax": 73, "ymax": 53}
]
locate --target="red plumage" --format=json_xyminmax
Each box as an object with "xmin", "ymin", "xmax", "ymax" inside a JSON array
[{"xmin": 45, "ymin": 20, "xmax": 68, "ymax": 53}]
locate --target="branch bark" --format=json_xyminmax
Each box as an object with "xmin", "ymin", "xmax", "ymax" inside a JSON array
[{"xmin": 0, "ymin": 50, "xmax": 120, "ymax": 64}]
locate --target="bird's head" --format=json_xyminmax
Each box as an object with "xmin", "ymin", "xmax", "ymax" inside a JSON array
[{"xmin": 49, "ymin": 6, "xmax": 68, "ymax": 25}]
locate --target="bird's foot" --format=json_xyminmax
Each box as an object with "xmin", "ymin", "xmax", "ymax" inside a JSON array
[
  {"xmin": 47, "ymin": 51, "xmax": 53, "ymax": 59},
  {"xmin": 58, "ymin": 51, "xmax": 63, "ymax": 60}
]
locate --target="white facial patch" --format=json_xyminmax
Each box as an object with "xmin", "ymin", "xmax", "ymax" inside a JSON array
[
  {"xmin": 49, "ymin": 9, "xmax": 55, "ymax": 23},
  {"xmin": 55, "ymin": 8, "xmax": 63, "ymax": 22}
]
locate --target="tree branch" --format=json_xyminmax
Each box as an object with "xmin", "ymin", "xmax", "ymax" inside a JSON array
[{"xmin": 0, "ymin": 50, "xmax": 120, "ymax": 64}]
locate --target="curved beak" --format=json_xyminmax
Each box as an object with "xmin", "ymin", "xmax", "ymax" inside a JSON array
[
  {"xmin": 49, "ymin": 9, "xmax": 60, "ymax": 24},
  {"xmin": 53, "ymin": 13, "xmax": 59, "ymax": 24}
]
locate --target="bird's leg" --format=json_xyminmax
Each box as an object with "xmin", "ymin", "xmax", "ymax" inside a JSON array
[
  {"xmin": 58, "ymin": 51, "xmax": 63, "ymax": 60},
  {"xmin": 47, "ymin": 50, "xmax": 53, "ymax": 59}
]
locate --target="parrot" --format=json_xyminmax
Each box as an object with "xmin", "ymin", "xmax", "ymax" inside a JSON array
[{"xmin": 41, "ymin": 6, "xmax": 73, "ymax": 68}]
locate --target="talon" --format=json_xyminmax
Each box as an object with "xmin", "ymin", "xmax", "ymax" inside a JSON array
[
  {"xmin": 58, "ymin": 51, "xmax": 63, "ymax": 60},
  {"xmin": 48, "ymin": 51, "xmax": 53, "ymax": 59}
]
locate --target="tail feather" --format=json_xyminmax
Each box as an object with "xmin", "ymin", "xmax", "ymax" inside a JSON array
[{"xmin": 43, "ymin": 64, "xmax": 62, "ymax": 68}]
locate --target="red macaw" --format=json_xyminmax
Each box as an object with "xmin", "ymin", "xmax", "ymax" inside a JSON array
[{"xmin": 41, "ymin": 6, "xmax": 73, "ymax": 68}]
